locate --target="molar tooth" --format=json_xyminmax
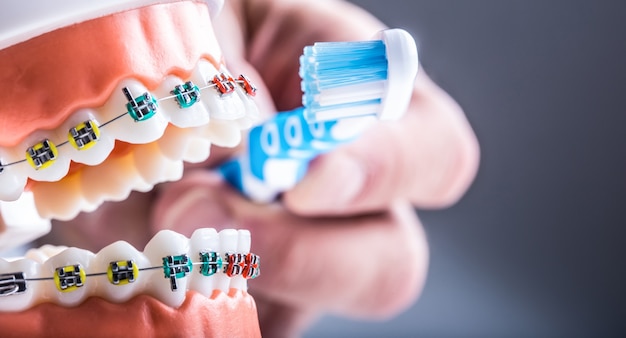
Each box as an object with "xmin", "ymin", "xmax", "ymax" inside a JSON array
[
  {"xmin": 0, "ymin": 149, "xmax": 28, "ymax": 201},
  {"xmin": 143, "ymin": 230, "xmax": 191, "ymax": 308},
  {"xmin": 155, "ymin": 75, "xmax": 210, "ymax": 128},
  {"xmin": 192, "ymin": 61, "xmax": 247, "ymax": 121},
  {"xmin": 132, "ymin": 142, "xmax": 183, "ymax": 186},
  {"xmin": 92, "ymin": 241, "xmax": 150, "ymax": 303},
  {"xmin": 40, "ymin": 247, "xmax": 95, "ymax": 307},
  {"xmin": 18, "ymin": 130, "xmax": 71, "ymax": 183},
  {"xmin": 61, "ymin": 109, "xmax": 115, "ymax": 166},
  {"xmin": 99, "ymin": 79, "xmax": 168, "ymax": 144},
  {"xmin": 189, "ymin": 228, "xmax": 220, "ymax": 297},
  {"xmin": 215, "ymin": 229, "xmax": 239, "ymax": 293},
  {"xmin": 0, "ymin": 257, "xmax": 42, "ymax": 312}
]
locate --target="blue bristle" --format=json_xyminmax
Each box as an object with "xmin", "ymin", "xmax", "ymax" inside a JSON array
[{"xmin": 300, "ymin": 40, "xmax": 388, "ymax": 121}]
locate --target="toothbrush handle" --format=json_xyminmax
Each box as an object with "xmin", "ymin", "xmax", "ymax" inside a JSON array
[{"xmin": 219, "ymin": 107, "xmax": 352, "ymax": 203}]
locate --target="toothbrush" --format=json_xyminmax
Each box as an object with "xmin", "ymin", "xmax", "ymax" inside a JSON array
[{"xmin": 219, "ymin": 29, "xmax": 418, "ymax": 203}]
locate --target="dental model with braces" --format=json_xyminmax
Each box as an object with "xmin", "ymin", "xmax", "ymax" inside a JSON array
[{"xmin": 0, "ymin": 1, "xmax": 263, "ymax": 336}]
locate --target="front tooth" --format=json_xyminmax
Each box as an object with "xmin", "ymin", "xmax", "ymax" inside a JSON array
[
  {"xmin": 99, "ymin": 79, "xmax": 168, "ymax": 144},
  {"xmin": 92, "ymin": 241, "xmax": 150, "ymax": 303},
  {"xmin": 40, "ymin": 247, "xmax": 95, "ymax": 307},
  {"xmin": 0, "ymin": 257, "xmax": 42, "ymax": 312},
  {"xmin": 18, "ymin": 130, "xmax": 71, "ymax": 183},
  {"xmin": 200, "ymin": 119, "xmax": 242, "ymax": 148},
  {"xmin": 192, "ymin": 61, "xmax": 247, "ymax": 121},
  {"xmin": 143, "ymin": 230, "xmax": 191, "ymax": 308},
  {"xmin": 215, "ymin": 229, "xmax": 239, "ymax": 293},
  {"xmin": 189, "ymin": 228, "xmax": 220, "ymax": 297},
  {"xmin": 181, "ymin": 136, "xmax": 212, "ymax": 163},
  {"xmin": 157, "ymin": 125, "xmax": 196, "ymax": 161},
  {"xmin": 155, "ymin": 75, "xmax": 210, "ymax": 128},
  {"xmin": 132, "ymin": 142, "xmax": 183, "ymax": 186},
  {"xmin": 61, "ymin": 109, "xmax": 115, "ymax": 166},
  {"xmin": 157, "ymin": 125, "xmax": 212, "ymax": 164},
  {"xmin": 230, "ymin": 230, "xmax": 252, "ymax": 290},
  {"xmin": 0, "ymin": 149, "xmax": 28, "ymax": 201},
  {"xmin": 234, "ymin": 82, "xmax": 260, "ymax": 127}
]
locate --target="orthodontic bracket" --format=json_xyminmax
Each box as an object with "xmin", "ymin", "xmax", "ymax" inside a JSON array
[
  {"xmin": 26, "ymin": 139, "xmax": 58, "ymax": 170},
  {"xmin": 172, "ymin": 81, "xmax": 201, "ymax": 108},
  {"xmin": 124, "ymin": 87, "xmax": 159, "ymax": 122},
  {"xmin": 163, "ymin": 254, "xmax": 193, "ymax": 291},
  {"xmin": 68, "ymin": 120, "xmax": 101, "ymax": 150},
  {"xmin": 0, "ymin": 272, "xmax": 27, "ymax": 297}
]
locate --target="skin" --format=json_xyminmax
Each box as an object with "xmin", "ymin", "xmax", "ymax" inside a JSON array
[{"xmin": 44, "ymin": 0, "xmax": 480, "ymax": 336}]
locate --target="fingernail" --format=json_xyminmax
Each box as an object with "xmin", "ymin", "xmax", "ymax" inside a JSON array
[{"xmin": 289, "ymin": 154, "xmax": 365, "ymax": 212}]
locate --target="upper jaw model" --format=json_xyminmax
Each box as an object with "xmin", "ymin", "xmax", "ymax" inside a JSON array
[{"xmin": 0, "ymin": 1, "xmax": 262, "ymax": 336}]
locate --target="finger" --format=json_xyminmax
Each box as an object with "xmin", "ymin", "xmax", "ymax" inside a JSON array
[
  {"xmin": 283, "ymin": 73, "xmax": 480, "ymax": 216},
  {"xmin": 151, "ymin": 170, "xmax": 429, "ymax": 318}
]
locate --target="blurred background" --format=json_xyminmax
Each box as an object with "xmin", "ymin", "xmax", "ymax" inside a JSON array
[{"xmin": 306, "ymin": 0, "xmax": 626, "ymax": 337}]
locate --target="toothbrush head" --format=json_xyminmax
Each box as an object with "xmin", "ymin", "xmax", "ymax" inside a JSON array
[{"xmin": 299, "ymin": 28, "xmax": 418, "ymax": 123}]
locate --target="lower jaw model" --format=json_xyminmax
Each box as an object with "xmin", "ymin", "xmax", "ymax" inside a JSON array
[{"xmin": 0, "ymin": 1, "xmax": 261, "ymax": 336}]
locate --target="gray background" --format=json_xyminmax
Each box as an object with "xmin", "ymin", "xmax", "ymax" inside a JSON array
[{"xmin": 306, "ymin": 1, "xmax": 626, "ymax": 337}]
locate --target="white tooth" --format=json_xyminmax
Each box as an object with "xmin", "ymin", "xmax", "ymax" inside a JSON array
[
  {"xmin": 132, "ymin": 142, "xmax": 183, "ymax": 186},
  {"xmin": 201, "ymin": 119, "xmax": 242, "ymax": 148},
  {"xmin": 234, "ymin": 84, "xmax": 260, "ymax": 125},
  {"xmin": 155, "ymin": 75, "xmax": 211, "ymax": 128},
  {"xmin": 32, "ymin": 172, "xmax": 85, "ymax": 221},
  {"xmin": 80, "ymin": 150, "xmax": 148, "ymax": 206},
  {"xmin": 99, "ymin": 79, "xmax": 168, "ymax": 144},
  {"xmin": 0, "ymin": 257, "xmax": 43, "ymax": 312},
  {"xmin": 25, "ymin": 245, "xmax": 67, "ymax": 264},
  {"xmin": 235, "ymin": 115, "xmax": 256, "ymax": 130},
  {"xmin": 18, "ymin": 130, "xmax": 71, "ymax": 183},
  {"xmin": 182, "ymin": 136, "xmax": 212, "ymax": 163},
  {"xmin": 189, "ymin": 228, "xmax": 220, "ymax": 297},
  {"xmin": 40, "ymin": 247, "xmax": 95, "ymax": 307},
  {"xmin": 143, "ymin": 230, "xmax": 191, "ymax": 308},
  {"xmin": 230, "ymin": 229, "xmax": 252, "ymax": 290},
  {"xmin": 0, "ymin": 192, "xmax": 51, "ymax": 252},
  {"xmin": 0, "ymin": 148, "xmax": 28, "ymax": 201},
  {"xmin": 157, "ymin": 125, "xmax": 194, "ymax": 161},
  {"xmin": 92, "ymin": 241, "xmax": 150, "ymax": 303},
  {"xmin": 215, "ymin": 229, "xmax": 238, "ymax": 293},
  {"xmin": 192, "ymin": 62, "xmax": 247, "ymax": 121},
  {"xmin": 61, "ymin": 109, "xmax": 115, "ymax": 166},
  {"xmin": 157, "ymin": 125, "xmax": 212, "ymax": 164}
]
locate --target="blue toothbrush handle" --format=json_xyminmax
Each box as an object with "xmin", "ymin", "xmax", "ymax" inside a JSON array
[{"xmin": 219, "ymin": 107, "xmax": 355, "ymax": 203}]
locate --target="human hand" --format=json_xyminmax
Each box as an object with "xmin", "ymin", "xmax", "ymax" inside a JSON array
[{"xmin": 155, "ymin": 0, "xmax": 479, "ymax": 335}]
